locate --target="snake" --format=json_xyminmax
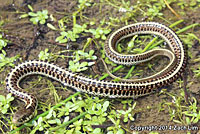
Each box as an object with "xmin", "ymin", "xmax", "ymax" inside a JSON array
[{"xmin": 5, "ymin": 22, "xmax": 186, "ymax": 125}]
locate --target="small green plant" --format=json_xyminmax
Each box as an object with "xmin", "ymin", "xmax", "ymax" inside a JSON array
[
  {"xmin": 107, "ymin": 111, "xmax": 125, "ymax": 134},
  {"xmin": 182, "ymin": 97, "xmax": 200, "ymax": 124},
  {"xmin": 56, "ymin": 31, "xmax": 78, "ymax": 43},
  {"xmin": 27, "ymin": 95, "xmax": 110, "ymax": 133},
  {"xmin": 121, "ymin": 99, "xmax": 134, "ymax": 109},
  {"xmin": 146, "ymin": 5, "xmax": 163, "ymax": 18},
  {"xmin": 159, "ymin": 89, "xmax": 200, "ymax": 125},
  {"xmin": 87, "ymin": 27, "xmax": 111, "ymax": 40},
  {"xmin": 105, "ymin": 101, "xmax": 136, "ymax": 134},
  {"xmin": 181, "ymin": 33, "xmax": 199, "ymax": 49},
  {"xmin": 0, "ymin": 34, "xmax": 19, "ymax": 70},
  {"xmin": 9, "ymin": 90, "xmax": 137, "ymax": 134},
  {"xmin": 69, "ymin": 61, "xmax": 90, "ymax": 72},
  {"xmin": 78, "ymin": 0, "xmax": 92, "ymax": 7},
  {"xmin": 193, "ymin": 66, "xmax": 200, "ymax": 78},
  {"xmin": 177, "ymin": 0, "xmax": 200, "ymax": 9},
  {"xmin": 0, "ymin": 93, "xmax": 14, "ymax": 114},
  {"xmin": 0, "ymin": 50, "xmax": 19, "ymax": 69},
  {"xmin": 38, "ymin": 48, "xmax": 51, "ymax": 61},
  {"xmin": 21, "ymin": 5, "xmax": 49, "ymax": 25},
  {"xmin": 29, "ymin": 10, "xmax": 48, "ymax": 25},
  {"xmin": 117, "ymin": 102, "xmax": 136, "ymax": 122},
  {"xmin": 69, "ymin": 50, "xmax": 97, "ymax": 72},
  {"xmin": 76, "ymin": 50, "xmax": 97, "ymax": 61},
  {"xmin": 56, "ymin": 24, "xmax": 87, "ymax": 43},
  {"xmin": 0, "ymin": 34, "xmax": 8, "ymax": 50}
]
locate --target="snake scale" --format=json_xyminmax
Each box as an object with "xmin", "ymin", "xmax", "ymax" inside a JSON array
[{"xmin": 5, "ymin": 22, "xmax": 186, "ymax": 125}]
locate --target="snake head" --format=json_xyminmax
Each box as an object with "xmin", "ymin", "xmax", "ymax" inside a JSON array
[{"xmin": 12, "ymin": 107, "xmax": 34, "ymax": 125}]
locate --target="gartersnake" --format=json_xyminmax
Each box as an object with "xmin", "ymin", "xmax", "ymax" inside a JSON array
[{"xmin": 6, "ymin": 22, "xmax": 186, "ymax": 125}]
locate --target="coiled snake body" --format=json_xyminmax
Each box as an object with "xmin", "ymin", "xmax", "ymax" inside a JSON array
[{"xmin": 6, "ymin": 22, "xmax": 186, "ymax": 125}]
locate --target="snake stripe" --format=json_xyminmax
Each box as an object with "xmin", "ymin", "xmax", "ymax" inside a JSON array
[{"xmin": 6, "ymin": 22, "xmax": 186, "ymax": 125}]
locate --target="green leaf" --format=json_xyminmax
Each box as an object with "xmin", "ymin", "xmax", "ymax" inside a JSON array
[
  {"xmin": 69, "ymin": 60, "xmax": 74, "ymax": 66},
  {"xmin": 96, "ymin": 103, "xmax": 101, "ymax": 110},
  {"xmin": 116, "ymin": 129, "xmax": 124, "ymax": 134},
  {"xmin": 30, "ymin": 17, "xmax": 39, "ymax": 25},
  {"xmin": 123, "ymin": 117, "xmax": 128, "ymax": 122},
  {"xmin": 84, "ymin": 125, "xmax": 93, "ymax": 131},
  {"xmin": 47, "ymin": 119, "xmax": 57, "ymax": 124},
  {"xmin": 38, "ymin": 49, "xmax": 50, "ymax": 60},
  {"xmin": 0, "ymin": 39, "xmax": 7, "ymax": 50},
  {"xmin": 102, "ymin": 101, "xmax": 109, "ymax": 111},
  {"xmin": 173, "ymin": 119, "xmax": 182, "ymax": 124},
  {"xmin": 108, "ymin": 116, "xmax": 116, "ymax": 124},
  {"xmin": 88, "ymin": 109, "xmax": 95, "ymax": 114},
  {"xmin": 39, "ymin": 126, "xmax": 44, "ymax": 131},
  {"xmin": 42, "ymin": 10, "xmax": 48, "ymax": 15},
  {"xmin": 95, "ymin": 34, "xmax": 100, "ymax": 39},
  {"xmin": 78, "ymin": 50, "xmax": 87, "ymax": 56},
  {"xmin": 186, "ymin": 117, "xmax": 191, "ymax": 125},
  {"xmin": 101, "ymin": 35, "xmax": 106, "ymax": 40},
  {"xmin": 7, "ymin": 96, "xmax": 14, "ymax": 102},
  {"xmin": 103, "ymin": 29, "xmax": 111, "ymax": 34},
  {"xmin": 0, "ymin": 95, "xmax": 5, "ymax": 102},
  {"xmin": 91, "ymin": 56, "xmax": 97, "ymax": 60},
  {"xmin": 4, "ymin": 104, "xmax": 9, "ymax": 109},
  {"xmin": 193, "ymin": 117, "xmax": 199, "ymax": 124},
  {"xmin": 2, "ymin": 108, "xmax": 7, "ymax": 114},
  {"xmin": 107, "ymin": 131, "xmax": 114, "ymax": 134},
  {"xmin": 92, "ymin": 128, "xmax": 101, "ymax": 134},
  {"xmin": 20, "ymin": 14, "xmax": 29, "ymax": 18},
  {"xmin": 85, "ymin": 114, "xmax": 91, "ymax": 119},
  {"xmin": 6, "ymin": 93, "xmax": 12, "ymax": 99},
  {"xmin": 73, "ymin": 24, "xmax": 87, "ymax": 34},
  {"xmin": 64, "ymin": 116, "xmax": 69, "ymax": 123},
  {"xmin": 88, "ymin": 29, "xmax": 96, "ymax": 34},
  {"xmin": 87, "ymin": 62, "xmax": 95, "ymax": 66},
  {"xmin": 55, "ymin": 36, "xmax": 64, "ymax": 42},
  {"xmin": 79, "ymin": 62, "xmax": 88, "ymax": 67},
  {"xmin": 55, "ymin": 34, "xmax": 68, "ymax": 43},
  {"xmin": 74, "ymin": 119, "xmax": 83, "ymax": 126},
  {"xmin": 47, "ymin": 23, "xmax": 57, "ymax": 30},
  {"xmin": 28, "ymin": 12, "xmax": 37, "ymax": 17},
  {"xmin": 46, "ymin": 108, "xmax": 54, "ymax": 119},
  {"xmin": 128, "ymin": 114, "xmax": 135, "ymax": 121},
  {"xmin": 98, "ymin": 29, "xmax": 103, "ymax": 34},
  {"xmin": 89, "ymin": 50, "xmax": 94, "ymax": 56},
  {"xmin": 90, "ymin": 21, "xmax": 95, "ymax": 25},
  {"xmin": 40, "ymin": 19, "xmax": 46, "ymax": 24},
  {"xmin": 67, "ymin": 31, "xmax": 78, "ymax": 41},
  {"xmin": 28, "ymin": 5, "xmax": 34, "ymax": 11},
  {"xmin": 38, "ymin": 117, "xmax": 43, "ymax": 125}
]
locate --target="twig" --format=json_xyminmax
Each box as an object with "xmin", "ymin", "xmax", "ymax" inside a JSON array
[{"xmin": 163, "ymin": 0, "xmax": 181, "ymax": 19}]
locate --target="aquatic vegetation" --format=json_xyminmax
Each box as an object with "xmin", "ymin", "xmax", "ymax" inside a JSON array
[
  {"xmin": 69, "ymin": 50, "xmax": 97, "ymax": 72},
  {"xmin": 159, "ymin": 89, "xmax": 200, "ymax": 126},
  {"xmin": 0, "ymin": 94, "xmax": 14, "ymax": 114},
  {"xmin": 21, "ymin": 5, "xmax": 49, "ymax": 25}
]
